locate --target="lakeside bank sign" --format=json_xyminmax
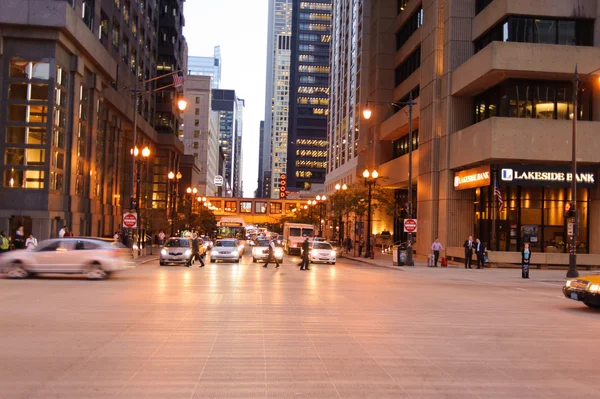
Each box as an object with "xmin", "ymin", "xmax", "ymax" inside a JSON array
[
  {"xmin": 500, "ymin": 165, "xmax": 598, "ymax": 188},
  {"xmin": 454, "ymin": 165, "xmax": 491, "ymax": 190}
]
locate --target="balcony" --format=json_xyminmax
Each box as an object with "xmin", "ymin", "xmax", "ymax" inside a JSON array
[
  {"xmin": 448, "ymin": 117, "xmax": 600, "ymax": 170},
  {"xmin": 378, "ymin": 149, "xmax": 420, "ymax": 188},
  {"xmin": 472, "ymin": 0, "xmax": 597, "ymax": 40},
  {"xmin": 452, "ymin": 41, "xmax": 600, "ymax": 96}
]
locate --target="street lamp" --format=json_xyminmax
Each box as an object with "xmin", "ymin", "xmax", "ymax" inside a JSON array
[
  {"xmin": 316, "ymin": 195, "xmax": 327, "ymax": 237},
  {"xmin": 177, "ymin": 98, "xmax": 188, "ymax": 112},
  {"xmin": 197, "ymin": 196, "xmax": 207, "ymax": 234},
  {"xmin": 168, "ymin": 171, "xmax": 182, "ymax": 236},
  {"xmin": 335, "ymin": 183, "xmax": 348, "ymax": 243},
  {"xmin": 363, "ymin": 169, "xmax": 378, "ymax": 258},
  {"xmin": 132, "ymin": 146, "xmax": 150, "ymax": 253},
  {"xmin": 363, "ymin": 93, "xmax": 417, "ymax": 266}
]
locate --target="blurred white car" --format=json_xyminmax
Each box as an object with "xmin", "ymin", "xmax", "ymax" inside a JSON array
[
  {"xmin": 252, "ymin": 240, "xmax": 284, "ymax": 263},
  {"xmin": 0, "ymin": 237, "xmax": 134, "ymax": 279},
  {"xmin": 310, "ymin": 241, "xmax": 337, "ymax": 264},
  {"xmin": 210, "ymin": 239, "xmax": 242, "ymax": 263}
]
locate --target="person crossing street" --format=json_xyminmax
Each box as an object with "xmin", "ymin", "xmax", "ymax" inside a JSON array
[{"xmin": 263, "ymin": 240, "xmax": 280, "ymax": 268}]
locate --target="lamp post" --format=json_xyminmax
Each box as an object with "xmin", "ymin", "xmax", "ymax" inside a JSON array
[
  {"xmin": 362, "ymin": 169, "xmax": 378, "ymax": 258},
  {"xmin": 316, "ymin": 195, "xmax": 327, "ymax": 237},
  {"xmin": 131, "ymin": 146, "xmax": 150, "ymax": 253},
  {"xmin": 186, "ymin": 187, "xmax": 198, "ymax": 230},
  {"xmin": 363, "ymin": 93, "xmax": 417, "ymax": 266},
  {"xmin": 335, "ymin": 183, "xmax": 347, "ymax": 243},
  {"xmin": 168, "ymin": 171, "xmax": 182, "ymax": 236},
  {"xmin": 197, "ymin": 196, "xmax": 207, "ymax": 234},
  {"xmin": 308, "ymin": 200, "xmax": 316, "ymax": 227}
]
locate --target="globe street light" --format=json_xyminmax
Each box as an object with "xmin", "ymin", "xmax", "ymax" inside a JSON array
[
  {"xmin": 167, "ymin": 171, "xmax": 182, "ymax": 236},
  {"xmin": 316, "ymin": 195, "xmax": 327, "ymax": 237},
  {"xmin": 132, "ymin": 146, "xmax": 151, "ymax": 253},
  {"xmin": 335, "ymin": 183, "xmax": 348, "ymax": 243}
]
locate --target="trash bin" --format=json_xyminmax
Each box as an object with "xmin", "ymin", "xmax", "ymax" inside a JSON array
[
  {"xmin": 398, "ymin": 244, "xmax": 407, "ymax": 266},
  {"xmin": 392, "ymin": 245, "xmax": 399, "ymax": 265}
]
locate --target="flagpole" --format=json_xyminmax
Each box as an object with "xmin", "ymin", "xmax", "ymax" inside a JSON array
[{"xmin": 491, "ymin": 166, "xmax": 497, "ymax": 252}]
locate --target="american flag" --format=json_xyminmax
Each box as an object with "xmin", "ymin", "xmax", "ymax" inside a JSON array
[
  {"xmin": 494, "ymin": 180, "xmax": 504, "ymax": 212},
  {"xmin": 172, "ymin": 71, "xmax": 184, "ymax": 88}
]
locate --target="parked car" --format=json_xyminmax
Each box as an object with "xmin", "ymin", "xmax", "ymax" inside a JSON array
[
  {"xmin": 310, "ymin": 241, "xmax": 337, "ymax": 264},
  {"xmin": 210, "ymin": 239, "xmax": 242, "ymax": 263},
  {"xmin": 252, "ymin": 239, "xmax": 284, "ymax": 263},
  {"xmin": 160, "ymin": 237, "xmax": 193, "ymax": 266},
  {"xmin": 0, "ymin": 237, "xmax": 134, "ymax": 279},
  {"xmin": 563, "ymin": 274, "xmax": 600, "ymax": 309}
]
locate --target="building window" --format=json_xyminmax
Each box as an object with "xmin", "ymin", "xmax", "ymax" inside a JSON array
[
  {"xmin": 112, "ymin": 18, "xmax": 120, "ymax": 49},
  {"xmin": 269, "ymin": 202, "xmax": 282, "ymax": 214},
  {"xmin": 394, "ymin": 46, "xmax": 421, "ymax": 87},
  {"xmin": 392, "ymin": 130, "xmax": 419, "ymax": 159},
  {"xmin": 195, "ymin": 108, "xmax": 200, "ymax": 115},
  {"xmin": 240, "ymin": 201, "xmax": 252, "ymax": 213},
  {"xmin": 475, "ymin": 17, "xmax": 594, "ymax": 52},
  {"xmin": 194, "ymin": 119, "xmax": 199, "ymax": 126},
  {"xmin": 474, "ymin": 79, "xmax": 591, "ymax": 123},
  {"xmin": 396, "ymin": 7, "xmax": 423, "ymax": 50},
  {"xmin": 82, "ymin": 0, "xmax": 95, "ymax": 31},
  {"xmin": 224, "ymin": 201, "xmax": 237, "ymax": 213},
  {"xmin": 195, "ymin": 97, "xmax": 200, "ymax": 103},
  {"xmin": 255, "ymin": 201, "xmax": 267, "ymax": 213},
  {"xmin": 475, "ymin": 0, "xmax": 493, "ymax": 15},
  {"xmin": 194, "ymin": 130, "xmax": 200, "ymax": 137}
]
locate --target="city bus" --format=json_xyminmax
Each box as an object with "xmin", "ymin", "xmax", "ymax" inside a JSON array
[
  {"xmin": 283, "ymin": 222, "xmax": 315, "ymax": 255},
  {"xmin": 216, "ymin": 217, "xmax": 246, "ymax": 240}
]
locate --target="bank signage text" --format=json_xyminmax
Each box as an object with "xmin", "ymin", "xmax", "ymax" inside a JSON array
[
  {"xmin": 499, "ymin": 165, "xmax": 597, "ymax": 188},
  {"xmin": 454, "ymin": 165, "xmax": 491, "ymax": 191}
]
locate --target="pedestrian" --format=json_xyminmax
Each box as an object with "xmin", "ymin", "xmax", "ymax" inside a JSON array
[
  {"xmin": 474, "ymin": 238, "xmax": 485, "ymax": 269},
  {"xmin": 14, "ymin": 226, "xmax": 25, "ymax": 249},
  {"xmin": 59, "ymin": 226, "xmax": 67, "ymax": 238},
  {"xmin": 0, "ymin": 231, "xmax": 9, "ymax": 253},
  {"xmin": 463, "ymin": 235, "xmax": 474, "ymax": 269},
  {"xmin": 192, "ymin": 234, "xmax": 205, "ymax": 267},
  {"xmin": 158, "ymin": 230, "xmax": 165, "ymax": 245},
  {"xmin": 345, "ymin": 236, "xmax": 352, "ymax": 254},
  {"xmin": 25, "ymin": 234, "xmax": 37, "ymax": 250},
  {"xmin": 358, "ymin": 237, "xmax": 364, "ymax": 257},
  {"xmin": 431, "ymin": 238, "xmax": 444, "ymax": 267},
  {"xmin": 113, "ymin": 231, "xmax": 120, "ymax": 242},
  {"xmin": 263, "ymin": 240, "xmax": 280, "ymax": 269},
  {"xmin": 299, "ymin": 237, "xmax": 310, "ymax": 270},
  {"xmin": 521, "ymin": 243, "xmax": 531, "ymax": 279}
]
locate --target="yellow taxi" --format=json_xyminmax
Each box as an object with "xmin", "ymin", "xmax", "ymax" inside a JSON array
[{"xmin": 563, "ymin": 274, "xmax": 600, "ymax": 309}]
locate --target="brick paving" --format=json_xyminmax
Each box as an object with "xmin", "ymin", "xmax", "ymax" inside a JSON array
[{"xmin": 0, "ymin": 254, "xmax": 598, "ymax": 398}]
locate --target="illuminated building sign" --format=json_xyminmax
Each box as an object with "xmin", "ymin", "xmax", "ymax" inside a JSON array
[
  {"xmin": 454, "ymin": 165, "xmax": 491, "ymax": 191},
  {"xmin": 499, "ymin": 165, "xmax": 597, "ymax": 188}
]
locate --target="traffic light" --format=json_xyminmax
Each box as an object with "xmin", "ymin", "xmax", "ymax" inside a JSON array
[
  {"xmin": 565, "ymin": 202, "xmax": 575, "ymax": 218},
  {"xmin": 130, "ymin": 196, "xmax": 138, "ymax": 210}
]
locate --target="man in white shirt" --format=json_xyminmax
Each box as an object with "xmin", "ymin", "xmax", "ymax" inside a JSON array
[
  {"xmin": 463, "ymin": 235, "xmax": 474, "ymax": 269},
  {"xmin": 25, "ymin": 234, "xmax": 37, "ymax": 250},
  {"xmin": 431, "ymin": 238, "xmax": 444, "ymax": 267},
  {"xmin": 59, "ymin": 227, "xmax": 66, "ymax": 238}
]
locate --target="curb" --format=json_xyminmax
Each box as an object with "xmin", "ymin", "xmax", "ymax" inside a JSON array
[{"xmin": 341, "ymin": 256, "xmax": 405, "ymax": 271}]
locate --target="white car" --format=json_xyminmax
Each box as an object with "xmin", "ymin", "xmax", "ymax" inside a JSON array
[
  {"xmin": 310, "ymin": 241, "xmax": 337, "ymax": 264},
  {"xmin": 160, "ymin": 237, "xmax": 193, "ymax": 266},
  {"xmin": 210, "ymin": 239, "xmax": 242, "ymax": 263},
  {"xmin": 252, "ymin": 240, "xmax": 284, "ymax": 263},
  {"xmin": 0, "ymin": 237, "xmax": 134, "ymax": 279}
]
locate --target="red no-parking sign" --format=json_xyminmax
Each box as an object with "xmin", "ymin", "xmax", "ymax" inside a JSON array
[
  {"xmin": 403, "ymin": 219, "xmax": 417, "ymax": 233},
  {"xmin": 123, "ymin": 212, "xmax": 138, "ymax": 228}
]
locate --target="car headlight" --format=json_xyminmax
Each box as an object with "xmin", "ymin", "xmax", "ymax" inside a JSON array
[
  {"xmin": 185, "ymin": 249, "xmax": 191, "ymax": 256},
  {"xmin": 161, "ymin": 249, "xmax": 167, "ymax": 255},
  {"xmin": 565, "ymin": 280, "xmax": 572, "ymax": 287},
  {"xmin": 330, "ymin": 250, "xmax": 336, "ymax": 257},
  {"xmin": 275, "ymin": 249, "xmax": 283, "ymax": 257},
  {"xmin": 589, "ymin": 284, "xmax": 599, "ymax": 293}
]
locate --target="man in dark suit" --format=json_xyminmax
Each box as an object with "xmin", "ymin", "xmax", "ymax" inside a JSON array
[
  {"xmin": 300, "ymin": 237, "xmax": 310, "ymax": 270},
  {"xmin": 474, "ymin": 238, "xmax": 485, "ymax": 269},
  {"xmin": 463, "ymin": 235, "xmax": 474, "ymax": 269},
  {"xmin": 263, "ymin": 240, "xmax": 280, "ymax": 268}
]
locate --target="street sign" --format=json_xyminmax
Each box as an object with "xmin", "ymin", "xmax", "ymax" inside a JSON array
[
  {"xmin": 404, "ymin": 219, "xmax": 417, "ymax": 233},
  {"xmin": 123, "ymin": 212, "xmax": 138, "ymax": 228},
  {"xmin": 567, "ymin": 221, "xmax": 574, "ymax": 236},
  {"xmin": 214, "ymin": 175, "xmax": 224, "ymax": 187}
]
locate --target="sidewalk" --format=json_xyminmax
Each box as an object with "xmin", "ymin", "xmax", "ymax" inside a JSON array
[{"xmin": 342, "ymin": 251, "xmax": 465, "ymax": 270}]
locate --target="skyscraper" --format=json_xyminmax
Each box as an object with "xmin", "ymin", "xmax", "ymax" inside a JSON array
[
  {"xmin": 262, "ymin": 0, "xmax": 294, "ymax": 198},
  {"xmin": 286, "ymin": 0, "xmax": 332, "ymax": 193},
  {"xmin": 188, "ymin": 46, "xmax": 222, "ymax": 89}
]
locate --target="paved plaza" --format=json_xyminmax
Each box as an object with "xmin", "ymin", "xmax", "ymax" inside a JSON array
[{"xmin": 0, "ymin": 254, "xmax": 599, "ymax": 399}]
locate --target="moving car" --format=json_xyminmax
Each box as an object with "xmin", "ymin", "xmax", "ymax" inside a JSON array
[
  {"xmin": 252, "ymin": 239, "xmax": 284, "ymax": 263},
  {"xmin": 202, "ymin": 236, "xmax": 213, "ymax": 250},
  {"xmin": 210, "ymin": 239, "xmax": 242, "ymax": 263},
  {"xmin": 310, "ymin": 241, "xmax": 337, "ymax": 264},
  {"xmin": 563, "ymin": 274, "xmax": 600, "ymax": 309},
  {"xmin": 0, "ymin": 237, "xmax": 134, "ymax": 279},
  {"xmin": 160, "ymin": 237, "xmax": 193, "ymax": 266}
]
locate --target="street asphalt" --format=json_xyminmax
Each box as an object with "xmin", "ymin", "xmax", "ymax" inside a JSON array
[{"xmin": 0, "ymin": 252, "xmax": 598, "ymax": 398}]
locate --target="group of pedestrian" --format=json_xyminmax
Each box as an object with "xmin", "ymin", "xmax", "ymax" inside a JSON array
[
  {"xmin": 463, "ymin": 235, "xmax": 486, "ymax": 269},
  {"xmin": 0, "ymin": 226, "xmax": 38, "ymax": 253},
  {"xmin": 58, "ymin": 226, "xmax": 73, "ymax": 238}
]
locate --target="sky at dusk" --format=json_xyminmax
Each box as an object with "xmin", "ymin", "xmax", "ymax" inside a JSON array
[{"xmin": 184, "ymin": 0, "xmax": 269, "ymax": 197}]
